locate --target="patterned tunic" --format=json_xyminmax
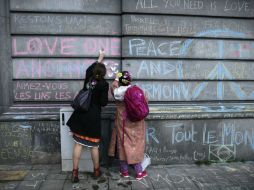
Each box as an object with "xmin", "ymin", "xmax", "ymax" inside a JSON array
[{"xmin": 108, "ymin": 80, "xmax": 146, "ymax": 164}]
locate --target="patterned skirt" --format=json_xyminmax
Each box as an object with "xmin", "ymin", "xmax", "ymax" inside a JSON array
[{"xmin": 72, "ymin": 133, "xmax": 100, "ymax": 148}]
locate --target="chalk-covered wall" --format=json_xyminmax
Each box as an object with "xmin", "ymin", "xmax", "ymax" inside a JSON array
[
  {"xmin": 0, "ymin": 0, "xmax": 121, "ymax": 164},
  {"xmin": 11, "ymin": 0, "xmax": 121, "ymax": 102},
  {"xmin": 0, "ymin": 0, "xmax": 254, "ymax": 164},
  {"xmin": 146, "ymin": 118, "xmax": 254, "ymax": 164},
  {"xmin": 122, "ymin": 0, "xmax": 254, "ymax": 164},
  {"xmin": 122, "ymin": 0, "xmax": 254, "ymax": 102}
]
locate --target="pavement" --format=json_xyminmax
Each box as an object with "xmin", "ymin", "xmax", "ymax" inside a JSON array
[{"xmin": 0, "ymin": 162, "xmax": 254, "ymax": 190}]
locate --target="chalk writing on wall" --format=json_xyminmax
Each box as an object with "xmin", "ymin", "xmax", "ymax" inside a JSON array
[
  {"xmin": 123, "ymin": 60, "xmax": 254, "ymax": 80},
  {"xmin": 124, "ymin": 37, "xmax": 254, "ymax": 59},
  {"xmin": 10, "ymin": 0, "xmax": 121, "ymax": 13},
  {"xmin": 208, "ymin": 144, "xmax": 236, "ymax": 162},
  {"xmin": 123, "ymin": 28, "xmax": 254, "ymax": 60},
  {"xmin": 0, "ymin": 121, "xmax": 60, "ymax": 163},
  {"xmin": 13, "ymin": 59, "xmax": 120, "ymax": 79},
  {"xmin": 12, "ymin": 37, "xmax": 121, "ymax": 57},
  {"xmin": 123, "ymin": 0, "xmax": 254, "ymax": 17},
  {"xmin": 123, "ymin": 29, "xmax": 254, "ymax": 102},
  {"xmin": 0, "ymin": 123, "xmax": 32, "ymax": 161},
  {"xmin": 11, "ymin": 13, "xmax": 121, "ymax": 35},
  {"xmin": 145, "ymin": 119, "xmax": 254, "ymax": 164},
  {"xmin": 123, "ymin": 14, "xmax": 254, "ymax": 38},
  {"xmin": 136, "ymin": 81, "xmax": 254, "ymax": 101}
]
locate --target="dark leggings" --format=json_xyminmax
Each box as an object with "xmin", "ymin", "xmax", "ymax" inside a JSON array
[{"xmin": 120, "ymin": 160, "xmax": 142, "ymax": 174}]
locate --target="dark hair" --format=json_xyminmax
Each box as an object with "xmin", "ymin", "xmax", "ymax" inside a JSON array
[
  {"xmin": 119, "ymin": 71, "xmax": 132, "ymax": 86},
  {"xmin": 93, "ymin": 63, "xmax": 106, "ymax": 80}
]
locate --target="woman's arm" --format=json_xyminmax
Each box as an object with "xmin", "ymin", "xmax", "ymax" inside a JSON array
[
  {"xmin": 110, "ymin": 72, "xmax": 120, "ymax": 98},
  {"xmin": 84, "ymin": 49, "xmax": 105, "ymax": 87},
  {"xmin": 97, "ymin": 48, "xmax": 105, "ymax": 63}
]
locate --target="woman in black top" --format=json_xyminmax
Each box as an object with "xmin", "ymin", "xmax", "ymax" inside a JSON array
[{"xmin": 67, "ymin": 50, "xmax": 109, "ymax": 183}]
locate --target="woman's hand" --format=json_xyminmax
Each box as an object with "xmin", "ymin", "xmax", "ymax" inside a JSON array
[
  {"xmin": 114, "ymin": 72, "xmax": 119, "ymax": 81},
  {"xmin": 110, "ymin": 80, "xmax": 119, "ymax": 97},
  {"xmin": 97, "ymin": 48, "xmax": 105, "ymax": 63}
]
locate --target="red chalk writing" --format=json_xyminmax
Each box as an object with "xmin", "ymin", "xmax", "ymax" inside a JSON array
[
  {"xmin": 13, "ymin": 59, "xmax": 120, "ymax": 79},
  {"xmin": 12, "ymin": 37, "xmax": 121, "ymax": 57}
]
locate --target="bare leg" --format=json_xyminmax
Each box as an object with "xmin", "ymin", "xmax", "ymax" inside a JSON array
[
  {"xmin": 91, "ymin": 147, "xmax": 100, "ymax": 169},
  {"xmin": 91, "ymin": 146, "xmax": 101, "ymax": 177},
  {"xmin": 73, "ymin": 143, "xmax": 83, "ymax": 169}
]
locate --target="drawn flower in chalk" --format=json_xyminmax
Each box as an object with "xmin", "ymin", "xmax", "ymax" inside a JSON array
[
  {"xmin": 104, "ymin": 61, "xmax": 119, "ymax": 78},
  {"xmin": 108, "ymin": 68, "xmax": 119, "ymax": 78}
]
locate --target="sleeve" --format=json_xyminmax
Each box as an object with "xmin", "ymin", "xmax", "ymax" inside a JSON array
[
  {"xmin": 113, "ymin": 86, "xmax": 127, "ymax": 101},
  {"xmin": 110, "ymin": 80, "xmax": 119, "ymax": 97},
  {"xmin": 100, "ymin": 82, "xmax": 109, "ymax": 107},
  {"xmin": 83, "ymin": 62, "xmax": 97, "ymax": 89},
  {"xmin": 86, "ymin": 62, "xmax": 97, "ymax": 79}
]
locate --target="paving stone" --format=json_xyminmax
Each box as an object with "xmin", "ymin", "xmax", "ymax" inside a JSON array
[
  {"xmin": 49, "ymin": 164, "xmax": 61, "ymax": 171},
  {"xmin": 0, "ymin": 181, "xmax": 20, "ymax": 190},
  {"xmin": 46, "ymin": 173, "xmax": 67, "ymax": 180},
  {"xmin": 48, "ymin": 166, "xmax": 62, "ymax": 174},
  {"xmin": 63, "ymin": 180, "xmax": 87, "ymax": 190},
  {"xmin": 245, "ymin": 184, "xmax": 254, "ymax": 190},
  {"xmin": 108, "ymin": 167, "xmax": 131, "ymax": 190},
  {"xmin": 129, "ymin": 177, "xmax": 154, "ymax": 190},
  {"xmin": 63, "ymin": 178, "xmax": 108, "ymax": 190},
  {"xmin": 32, "ymin": 165, "xmax": 52, "ymax": 170},
  {"xmin": 39, "ymin": 179, "xmax": 65, "ymax": 190},
  {"xmin": 48, "ymin": 169, "xmax": 63, "ymax": 174},
  {"xmin": 227, "ymin": 173, "xmax": 254, "ymax": 184},
  {"xmin": 108, "ymin": 178, "xmax": 132, "ymax": 190},
  {"xmin": 198, "ymin": 184, "xmax": 225, "ymax": 190},
  {"xmin": 163, "ymin": 164, "xmax": 196, "ymax": 170},
  {"xmin": 66, "ymin": 171, "xmax": 88, "ymax": 180},
  {"xmin": 107, "ymin": 167, "xmax": 121, "ymax": 180},
  {"xmin": 64, "ymin": 169, "xmax": 109, "ymax": 189},
  {"xmin": 163, "ymin": 167, "xmax": 199, "ymax": 189},
  {"xmin": 218, "ymin": 184, "xmax": 251, "ymax": 190},
  {"xmin": 23, "ymin": 170, "xmax": 49, "ymax": 181},
  {"xmin": 182, "ymin": 167, "xmax": 215, "ymax": 184},
  {"xmin": 203, "ymin": 167, "xmax": 235, "ymax": 186},
  {"xmin": 16, "ymin": 180, "xmax": 43, "ymax": 190},
  {"xmin": 86, "ymin": 173, "xmax": 109, "ymax": 189},
  {"xmin": 1, "ymin": 162, "xmax": 254, "ymax": 190},
  {"xmin": 147, "ymin": 167, "xmax": 173, "ymax": 189},
  {"xmin": 238, "ymin": 164, "xmax": 254, "ymax": 178}
]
